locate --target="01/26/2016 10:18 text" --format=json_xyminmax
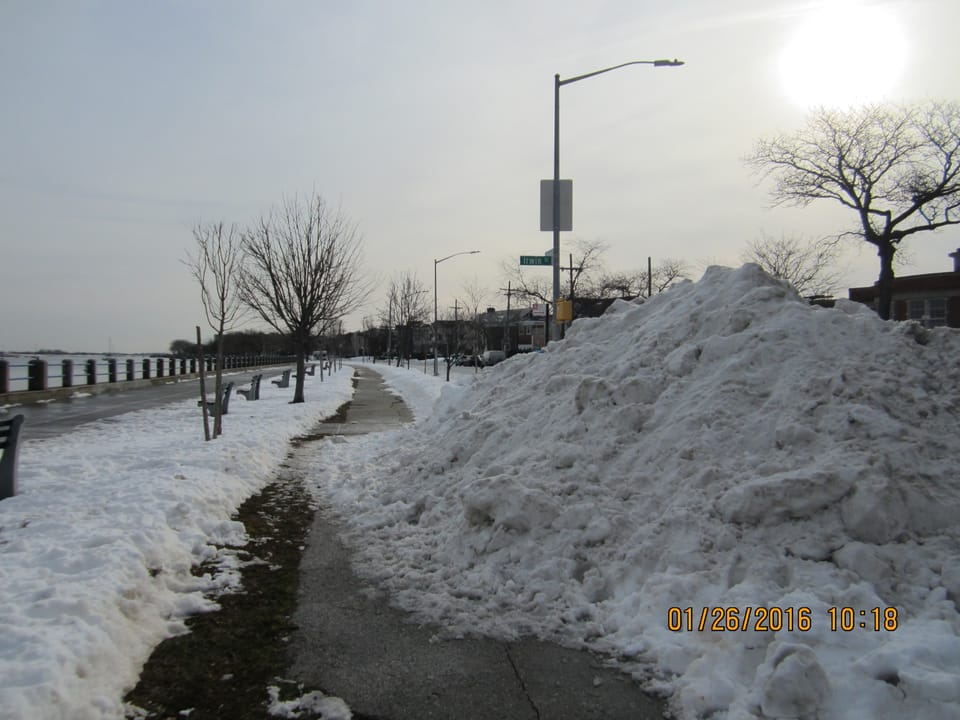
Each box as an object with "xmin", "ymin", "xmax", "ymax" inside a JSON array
[{"xmin": 667, "ymin": 606, "xmax": 899, "ymax": 633}]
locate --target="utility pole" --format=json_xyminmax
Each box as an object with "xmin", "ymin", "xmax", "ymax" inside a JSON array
[
  {"xmin": 499, "ymin": 282, "xmax": 516, "ymax": 354},
  {"xmin": 387, "ymin": 296, "xmax": 393, "ymax": 357},
  {"xmin": 451, "ymin": 299, "xmax": 460, "ymax": 357},
  {"xmin": 559, "ymin": 252, "xmax": 582, "ymax": 337}
]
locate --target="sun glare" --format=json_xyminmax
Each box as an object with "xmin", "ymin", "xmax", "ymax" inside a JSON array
[{"xmin": 779, "ymin": 1, "xmax": 907, "ymax": 108}]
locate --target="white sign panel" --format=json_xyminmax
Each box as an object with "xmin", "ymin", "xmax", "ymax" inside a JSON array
[{"xmin": 540, "ymin": 179, "xmax": 572, "ymax": 232}]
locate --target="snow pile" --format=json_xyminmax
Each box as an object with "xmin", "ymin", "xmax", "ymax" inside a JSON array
[
  {"xmin": 266, "ymin": 685, "xmax": 352, "ymax": 719},
  {"xmin": 315, "ymin": 265, "xmax": 960, "ymax": 720},
  {"xmin": 0, "ymin": 369, "xmax": 355, "ymax": 720}
]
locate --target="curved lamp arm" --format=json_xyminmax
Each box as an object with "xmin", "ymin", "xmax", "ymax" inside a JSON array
[
  {"xmin": 436, "ymin": 250, "xmax": 481, "ymax": 265},
  {"xmin": 559, "ymin": 59, "xmax": 684, "ymax": 87}
]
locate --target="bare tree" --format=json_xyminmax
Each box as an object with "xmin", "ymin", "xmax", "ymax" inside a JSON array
[
  {"xmin": 380, "ymin": 272, "xmax": 430, "ymax": 366},
  {"xmin": 649, "ymin": 258, "xmax": 689, "ymax": 295},
  {"xmin": 589, "ymin": 271, "xmax": 645, "ymax": 298},
  {"xmin": 740, "ymin": 233, "xmax": 841, "ymax": 296},
  {"xmin": 587, "ymin": 257, "xmax": 689, "ymax": 299},
  {"xmin": 239, "ymin": 194, "xmax": 369, "ymax": 403},
  {"xmin": 184, "ymin": 221, "xmax": 244, "ymax": 439},
  {"xmin": 746, "ymin": 101, "xmax": 960, "ymax": 319},
  {"xmin": 457, "ymin": 278, "xmax": 491, "ymax": 369},
  {"xmin": 501, "ymin": 238, "xmax": 608, "ymax": 305}
]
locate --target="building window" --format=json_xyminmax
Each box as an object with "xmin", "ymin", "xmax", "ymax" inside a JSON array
[{"xmin": 907, "ymin": 298, "xmax": 948, "ymax": 327}]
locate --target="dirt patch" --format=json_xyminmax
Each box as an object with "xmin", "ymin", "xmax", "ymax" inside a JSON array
[{"xmin": 124, "ymin": 405, "xmax": 352, "ymax": 720}]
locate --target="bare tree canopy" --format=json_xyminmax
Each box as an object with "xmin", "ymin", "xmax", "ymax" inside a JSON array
[
  {"xmin": 186, "ymin": 222, "xmax": 244, "ymax": 338},
  {"xmin": 381, "ymin": 272, "xmax": 430, "ymax": 329},
  {"xmin": 741, "ymin": 233, "xmax": 842, "ymax": 297},
  {"xmin": 184, "ymin": 221, "xmax": 244, "ymax": 438},
  {"xmin": 587, "ymin": 258, "xmax": 689, "ymax": 299},
  {"xmin": 746, "ymin": 101, "xmax": 960, "ymax": 318},
  {"xmin": 380, "ymin": 271, "xmax": 430, "ymax": 364},
  {"xmin": 240, "ymin": 194, "xmax": 368, "ymax": 403}
]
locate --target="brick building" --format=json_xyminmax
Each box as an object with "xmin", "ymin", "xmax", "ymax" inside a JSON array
[{"xmin": 848, "ymin": 249, "xmax": 960, "ymax": 328}]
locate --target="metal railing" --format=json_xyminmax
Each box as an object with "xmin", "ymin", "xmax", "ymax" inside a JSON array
[{"xmin": 0, "ymin": 355, "xmax": 297, "ymax": 395}]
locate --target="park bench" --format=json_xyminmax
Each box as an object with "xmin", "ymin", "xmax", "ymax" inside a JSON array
[
  {"xmin": 197, "ymin": 382, "xmax": 234, "ymax": 416},
  {"xmin": 271, "ymin": 369, "xmax": 291, "ymax": 388},
  {"xmin": 237, "ymin": 373, "xmax": 262, "ymax": 401},
  {"xmin": 1, "ymin": 414, "xmax": 25, "ymax": 500},
  {"xmin": 294, "ymin": 364, "xmax": 317, "ymax": 380}
]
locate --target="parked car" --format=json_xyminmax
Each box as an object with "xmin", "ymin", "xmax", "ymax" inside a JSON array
[
  {"xmin": 455, "ymin": 354, "xmax": 480, "ymax": 366},
  {"xmin": 481, "ymin": 350, "xmax": 506, "ymax": 367}
]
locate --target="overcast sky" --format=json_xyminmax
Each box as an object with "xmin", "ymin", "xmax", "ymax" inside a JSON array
[{"xmin": 2, "ymin": 0, "xmax": 959, "ymax": 353}]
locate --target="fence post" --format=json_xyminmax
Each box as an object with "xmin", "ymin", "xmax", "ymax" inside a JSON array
[
  {"xmin": 60, "ymin": 359, "xmax": 73, "ymax": 388},
  {"xmin": 126, "ymin": 359, "xmax": 135, "ymax": 381},
  {"xmin": 142, "ymin": 359, "xmax": 151, "ymax": 379},
  {"xmin": 85, "ymin": 359, "xmax": 96, "ymax": 385},
  {"xmin": 28, "ymin": 358, "xmax": 48, "ymax": 391},
  {"xmin": 108, "ymin": 358, "xmax": 118, "ymax": 383},
  {"xmin": 0, "ymin": 360, "xmax": 7, "ymax": 394}
]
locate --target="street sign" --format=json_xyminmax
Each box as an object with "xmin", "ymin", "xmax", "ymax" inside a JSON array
[
  {"xmin": 532, "ymin": 303, "xmax": 547, "ymax": 317},
  {"xmin": 520, "ymin": 255, "xmax": 552, "ymax": 266}
]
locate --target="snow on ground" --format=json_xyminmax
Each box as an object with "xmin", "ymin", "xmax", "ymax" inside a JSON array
[
  {"xmin": 3, "ymin": 265, "xmax": 959, "ymax": 720},
  {"xmin": 0, "ymin": 368, "xmax": 355, "ymax": 720},
  {"xmin": 312, "ymin": 265, "xmax": 960, "ymax": 720}
]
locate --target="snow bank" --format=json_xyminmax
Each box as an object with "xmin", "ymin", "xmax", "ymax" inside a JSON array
[
  {"xmin": 0, "ymin": 369, "xmax": 355, "ymax": 720},
  {"xmin": 314, "ymin": 265, "xmax": 960, "ymax": 720}
]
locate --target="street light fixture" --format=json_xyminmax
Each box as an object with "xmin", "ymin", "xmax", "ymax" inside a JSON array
[
  {"xmin": 434, "ymin": 250, "xmax": 480, "ymax": 376},
  {"xmin": 550, "ymin": 58, "xmax": 684, "ymax": 341}
]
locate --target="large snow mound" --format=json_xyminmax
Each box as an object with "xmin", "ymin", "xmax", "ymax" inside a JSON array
[{"xmin": 315, "ymin": 265, "xmax": 960, "ymax": 720}]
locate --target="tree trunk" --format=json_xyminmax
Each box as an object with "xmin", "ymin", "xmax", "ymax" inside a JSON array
[
  {"xmin": 292, "ymin": 350, "xmax": 306, "ymax": 403},
  {"xmin": 214, "ymin": 332, "xmax": 224, "ymax": 437},
  {"xmin": 876, "ymin": 242, "xmax": 897, "ymax": 320},
  {"xmin": 197, "ymin": 326, "xmax": 211, "ymax": 442}
]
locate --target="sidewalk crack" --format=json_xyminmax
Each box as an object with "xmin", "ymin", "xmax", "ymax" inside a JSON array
[{"xmin": 506, "ymin": 645, "xmax": 542, "ymax": 720}]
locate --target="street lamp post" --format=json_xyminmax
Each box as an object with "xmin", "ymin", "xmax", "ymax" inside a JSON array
[
  {"xmin": 551, "ymin": 58, "xmax": 684, "ymax": 341},
  {"xmin": 434, "ymin": 250, "xmax": 480, "ymax": 376}
]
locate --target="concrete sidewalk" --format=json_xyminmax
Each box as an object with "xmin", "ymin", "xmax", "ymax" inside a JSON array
[{"xmin": 288, "ymin": 367, "xmax": 668, "ymax": 720}]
